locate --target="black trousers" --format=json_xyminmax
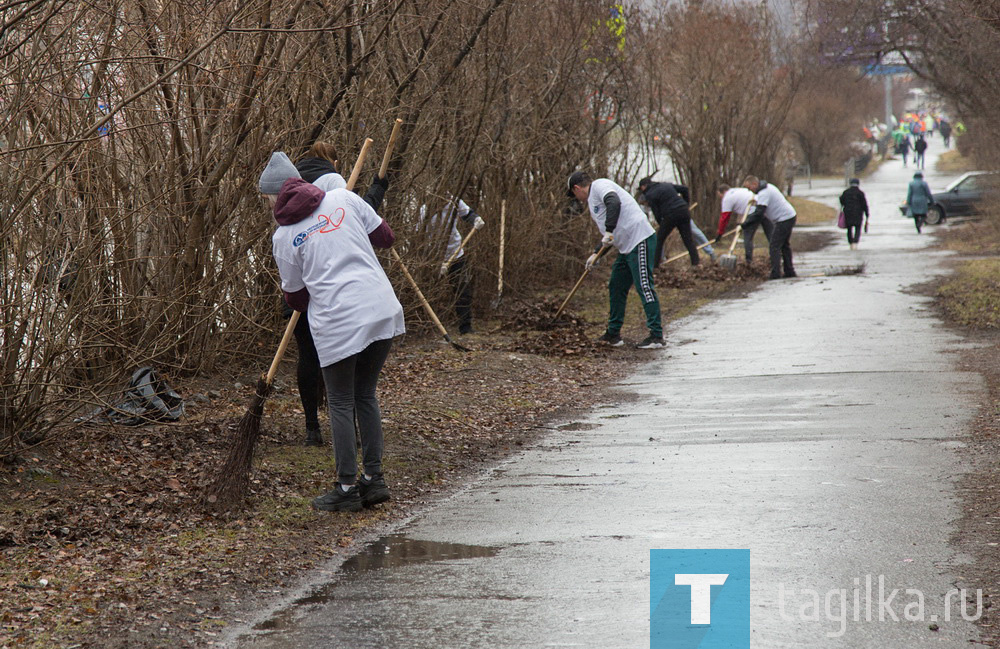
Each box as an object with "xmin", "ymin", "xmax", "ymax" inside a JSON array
[
  {"xmin": 741, "ymin": 218, "xmax": 774, "ymax": 262},
  {"xmin": 769, "ymin": 217, "xmax": 796, "ymax": 279},
  {"xmin": 654, "ymin": 206, "xmax": 699, "ymax": 267},
  {"xmin": 446, "ymin": 256, "xmax": 474, "ymax": 332},
  {"xmin": 292, "ymin": 311, "xmax": 323, "ymax": 430},
  {"xmin": 845, "ymin": 220, "xmax": 862, "ymax": 244}
]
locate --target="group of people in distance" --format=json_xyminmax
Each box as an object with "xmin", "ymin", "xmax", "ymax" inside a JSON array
[
  {"xmin": 564, "ymin": 170, "xmax": 801, "ymax": 354},
  {"xmin": 258, "ymin": 143, "xmax": 484, "ymax": 514}
]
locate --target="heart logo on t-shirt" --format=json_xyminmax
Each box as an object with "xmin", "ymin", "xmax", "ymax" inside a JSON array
[{"xmin": 318, "ymin": 208, "xmax": 346, "ymax": 233}]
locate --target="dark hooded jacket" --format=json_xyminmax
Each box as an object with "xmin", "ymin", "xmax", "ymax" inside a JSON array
[
  {"xmin": 839, "ymin": 185, "xmax": 869, "ymax": 225},
  {"xmin": 641, "ymin": 181, "xmax": 689, "ymax": 224}
]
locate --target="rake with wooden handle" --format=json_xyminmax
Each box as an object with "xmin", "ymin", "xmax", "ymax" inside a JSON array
[
  {"xmin": 551, "ymin": 243, "xmax": 612, "ymax": 323},
  {"xmin": 440, "ymin": 227, "xmax": 477, "ymax": 276},
  {"xmin": 207, "ymin": 139, "xmax": 373, "ymax": 509},
  {"xmin": 377, "ymin": 121, "xmax": 471, "ymax": 352},
  {"xmin": 390, "ymin": 248, "xmax": 471, "ymax": 352},
  {"xmin": 662, "ymin": 225, "xmax": 740, "ymax": 266}
]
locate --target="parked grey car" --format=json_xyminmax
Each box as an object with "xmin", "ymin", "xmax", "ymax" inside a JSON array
[{"xmin": 899, "ymin": 171, "xmax": 1000, "ymax": 224}]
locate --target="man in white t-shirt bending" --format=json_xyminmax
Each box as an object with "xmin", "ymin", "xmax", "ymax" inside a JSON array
[
  {"xmin": 743, "ymin": 175, "xmax": 797, "ymax": 279},
  {"xmin": 717, "ymin": 183, "xmax": 770, "ymax": 264},
  {"xmin": 567, "ymin": 171, "xmax": 664, "ymax": 349}
]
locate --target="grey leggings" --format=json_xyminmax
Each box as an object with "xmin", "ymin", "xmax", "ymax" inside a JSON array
[{"xmin": 321, "ymin": 338, "xmax": 393, "ymax": 483}]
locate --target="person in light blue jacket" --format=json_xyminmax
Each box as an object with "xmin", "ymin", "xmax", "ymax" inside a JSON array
[{"xmin": 905, "ymin": 171, "xmax": 934, "ymax": 233}]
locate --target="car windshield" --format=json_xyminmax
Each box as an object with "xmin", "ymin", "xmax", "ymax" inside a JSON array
[{"xmin": 945, "ymin": 173, "xmax": 1000, "ymax": 192}]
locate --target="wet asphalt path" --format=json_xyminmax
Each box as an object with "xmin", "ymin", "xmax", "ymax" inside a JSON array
[{"xmin": 225, "ymin": 145, "xmax": 985, "ymax": 648}]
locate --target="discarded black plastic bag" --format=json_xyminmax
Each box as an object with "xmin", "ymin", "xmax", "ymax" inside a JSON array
[{"xmin": 79, "ymin": 367, "xmax": 185, "ymax": 426}]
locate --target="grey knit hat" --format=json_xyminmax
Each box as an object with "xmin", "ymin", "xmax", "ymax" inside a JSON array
[{"xmin": 259, "ymin": 152, "xmax": 301, "ymax": 194}]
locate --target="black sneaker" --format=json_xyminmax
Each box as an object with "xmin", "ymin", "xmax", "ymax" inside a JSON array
[
  {"xmin": 311, "ymin": 483, "xmax": 362, "ymax": 512},
  {"xmin": 304, "ymin": 426, "xmax": 324, "ymax": 447},
  {"xmin": 358, "ymin": 474, "xmax": 391, "ymax": 508},
  {"xmin": 635, "ymin": 335, "xmax": 665, "ymax": 349},
  {"xmin": 597, "ymin": 332, "xmax": 624, "ymax": 347},
  {"xmin": 458, "ymin": 324, "xmax": 474, "ymax": 335}
]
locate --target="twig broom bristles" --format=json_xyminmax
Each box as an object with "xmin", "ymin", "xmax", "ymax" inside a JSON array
[{"xmin": 205, "ymin": 138, "xmax": 374, "ymax": 509}]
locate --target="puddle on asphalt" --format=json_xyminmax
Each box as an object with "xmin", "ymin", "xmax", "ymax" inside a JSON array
[
  {"xmin": 339, "ymin": 533, "xmax": 498, "ymax": 574},
  {"xmin": 557, "ymin": 422, "xmax": 600, "ymax": 431},
  {"xmin": 252, "ymin": 533, "xmax": 498, "ymax": 632}
]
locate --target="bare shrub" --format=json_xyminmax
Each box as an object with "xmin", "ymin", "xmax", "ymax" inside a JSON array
[
  {"xmin": 0, "ymin": 0, "xmax": 626, "ymax": 455},
  {"xmin": 630, "ymin": 2, "xmax": 800, "ymax": 231}
]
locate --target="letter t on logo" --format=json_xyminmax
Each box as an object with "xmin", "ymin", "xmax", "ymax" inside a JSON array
[{"xmin": 675, "ymin": 574, "xmax": 729, "ymax": 624}]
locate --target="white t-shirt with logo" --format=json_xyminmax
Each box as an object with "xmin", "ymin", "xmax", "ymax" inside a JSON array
[
  {"xmin": 586, "ymin": 178, "xmax": 655, "ymax": 254},
  {"xmin": 721, "ymin": 187, "xmax": 756, "ymax": 221},
  {"xmin": 418, "ymin": 198, "xmax": 471, "ymax": 261},
  {"xmin": 755, "ymin": 183, "xmax": 797, "ymax": 223},
  {"xmin": 272, "ymin": 188, "xmax": 404, "ymax": 366}
]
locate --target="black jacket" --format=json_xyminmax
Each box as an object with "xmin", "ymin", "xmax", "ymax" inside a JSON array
[
  {"xmin": 839, "ymin": 186, "xmax": 869, "ymax": 222},
  {"xmin": 642, "ymin": 181, "xmax": 689, "ymax": 224}
]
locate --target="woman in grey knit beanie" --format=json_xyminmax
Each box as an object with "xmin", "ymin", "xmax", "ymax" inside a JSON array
[{"xmin": 259, "ymin": 152, "xmax": 301, "ymax": 196}]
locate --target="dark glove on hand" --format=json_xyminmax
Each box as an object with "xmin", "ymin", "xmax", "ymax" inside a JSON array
[
  {"xmin": 364, "ymin": 175, "xmax": 389, "ymax": 212},
  {"xmin": 714, "ymin": 235, "xmax": 722, "ymax": 244}
]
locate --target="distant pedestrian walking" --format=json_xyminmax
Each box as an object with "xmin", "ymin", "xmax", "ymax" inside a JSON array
[
  {"xmin": 898, "ymin": 135, "xmax": 911, "ymax": 167},
  {"xmin": 839, "ymin": 178, "xmax": 869, "ymax": 250},
  {"xmin": 939, "ymin": 120, "xmax": 952, "ymax": 148},
  {"xmin": 905, "ymin": 171, "xmax": 934, "ymax": 234},
  {"xmin": 914, "ymin": 136, "xmax": 928, "ymax": 170}
]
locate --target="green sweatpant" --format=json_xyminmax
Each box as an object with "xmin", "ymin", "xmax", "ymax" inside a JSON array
[{"xmin": 606, "ymin": 234, "xmax": 662, "ymax": 338}]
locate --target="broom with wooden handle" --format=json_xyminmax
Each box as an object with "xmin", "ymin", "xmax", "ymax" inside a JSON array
[{"xmin": 206, "ymin": 139, "xmax": 373, "ymax": 509}]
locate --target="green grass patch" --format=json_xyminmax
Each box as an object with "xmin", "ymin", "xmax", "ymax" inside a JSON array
[
  {"xmin": 789, "ymin": 197, "xmax": 837, "ymax": 226},
  {"xmin": 937, "ymin": 259, "xmax": 1000, "ymax": 329}
]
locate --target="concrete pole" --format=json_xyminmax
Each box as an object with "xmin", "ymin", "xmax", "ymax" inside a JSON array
[{"xmin": 884, "ymin": 74, "xmax": 893, "ymax": 127}]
